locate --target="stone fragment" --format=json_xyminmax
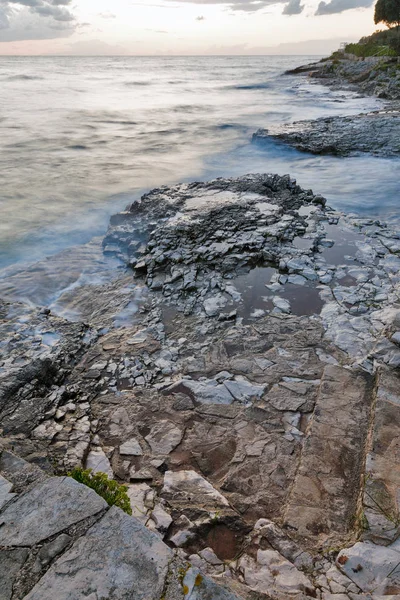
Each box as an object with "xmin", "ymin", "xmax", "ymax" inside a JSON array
[
  {"xmin": 119, "ymin": 437, "xmax": 143, "ymax": 456},
  {"xmin": 126, "ymin": 483, "xmax": 153, "ymax": 524},
  {"xmin": 150, "ymin": 505, "xmax": 173, "ymax": 535},
  {"xmin": 172, "ymin": 378, "xmax": 235, "ymax": 405},
  {"xmin": 162, "ymin": 470, "xmax": 229, "ymax": 508},
  {"xmin": 238, "ymin": 549, "xmax": 315, "ymax": 598},
  {"xmin": 223, "ymin": 377, "xmax": 265, "ymax": 404},
  {"xmin": 85, "ymin": 449, "xmax": 113, "ymax": 478},
  {"xmin": 272, "ymin": 296, "xmax": 291, "ymax": 314},
  {"xmin": 145, "ymin": 421, "xmax": 183, "ymax": 455},
  {"xmin": 0, "ymin": 477, "xmax": 107, "ymax": 547}
]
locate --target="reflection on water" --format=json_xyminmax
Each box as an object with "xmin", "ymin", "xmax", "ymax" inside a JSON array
[{"xmin": 1, "ymin": 55, "xmax": 397, "ymax": 275}]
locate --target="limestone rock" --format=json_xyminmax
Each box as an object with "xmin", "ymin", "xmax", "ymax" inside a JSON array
[
  {"xmin": 162, "ymin": 470, "xmax": 229, "ymax": 509},
  {"xmin": 24, "ymin": 506, "xmax": 172, "ymax": 600},
  {"xmin": 85, "ymin": 449, "xmax": 113, "ymax": 478},
  {"xmin": 0, "ymin": 477, "xmax": 107, "ymax": 547},
  {"xmin": 119, "ymin": 437, "xmax": 143, "ymax": 456},
  {"xmin": 145, "ymin": 420, "xmax": 183, "ymax": 455},
  {"xmin": 0, "ymin": 548, "xmax": 29, "ymax": 600}
]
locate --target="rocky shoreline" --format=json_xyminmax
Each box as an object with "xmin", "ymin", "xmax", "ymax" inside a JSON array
[
  {"xmin": 253, "ymin": 109, "xmax": 400, "ymax": 157},
  {"xmin": 253, "ymin": 55, "xmax": 400, "ymax": 157},
  {"xmin": 1, "ymin": 174, "xmax": 400, "ymax": 598}
]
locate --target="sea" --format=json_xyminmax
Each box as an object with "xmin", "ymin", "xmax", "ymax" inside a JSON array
[{"xmin": 0, "ymin": 55, "xmax": 398, "ymax": 302}]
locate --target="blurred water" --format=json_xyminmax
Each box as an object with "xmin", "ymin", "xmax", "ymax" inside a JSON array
[{"xmin": 0, "ymin": 55, "xmax": 397, "ymax": 275}]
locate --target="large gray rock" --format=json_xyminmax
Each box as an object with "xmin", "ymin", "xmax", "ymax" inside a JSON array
[
  {"xmin": 0, "ymin": 475, "xmax": 15, "ymax": 510},
  {"xmin": 24, "ymin": 506, "xmax": 172, "ymax": 600},
  {"xmin": 0, "ymin": 477, "xmax": 107, "ymax": 547},
  {"xmin": 253, "ymin": 111, "xmax": 400, "ymax": 158},
  {"xmin": 0, "ymin": 548, "xmax": 29, "ymax": 600}
]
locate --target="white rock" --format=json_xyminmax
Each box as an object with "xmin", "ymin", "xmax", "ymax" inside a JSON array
[
  {"xmin": 150, "ymin": 505, "xmax": 173, "ymax": 535},
  {"xmin": 272, "ymin": 296, "xmax": 291, "ymax": 314},
  {"xmin": 86, "ymin": 449, "xmax": 113, "ymax": 478},
  {"xmin": 126, "ymin": 483, "xmax": 152, "ymax": 524},
  {"xmin": 119, "ymin": 438, "xmax": 143, "ymax": 456},
  {"xmin": 162, "ymin": 470, "xmax": 229, "ymax": 508}
]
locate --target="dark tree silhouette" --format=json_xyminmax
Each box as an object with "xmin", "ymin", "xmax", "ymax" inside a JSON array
[{"xmin": 374, "ymin": 0, "xmax": 400, "ymax": 29}]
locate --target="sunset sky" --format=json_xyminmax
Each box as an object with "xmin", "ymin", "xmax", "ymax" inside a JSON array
[{"xmin": 0, "ymin": 0, "xmax": 379, "ymax": 55}]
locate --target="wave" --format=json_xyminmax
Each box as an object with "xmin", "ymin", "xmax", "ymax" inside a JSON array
[
  {"xmin": 5, "ymin": 75, "xmax": 44, "ymax": 81},
  {"xmin": 226, "ymin": 83, "xmax": 271, "ymax": 91},
  {"xmin": 124, "ymin": 81, "xmax": 152, "ymax": 87}
]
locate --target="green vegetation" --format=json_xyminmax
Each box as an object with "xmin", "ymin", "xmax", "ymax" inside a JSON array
[
  {"xmin": 374, "ymin": 0, "xmax": 400, "ymax": 30},
  {"xmin": 70, "ymin": 467, "xmax": 132, "ymax": 515},
  {"xmin": 344, "ymin": 41, "xmax": 397, "ymax": 57}
]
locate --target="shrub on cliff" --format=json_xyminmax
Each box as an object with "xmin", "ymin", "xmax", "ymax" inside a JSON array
[{"xmin": 70, "ymin": 467, "xmax": 132, "ymax": 515}]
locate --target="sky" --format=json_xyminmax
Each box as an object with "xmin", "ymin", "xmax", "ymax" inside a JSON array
[{"xmin": 0, "ymin": 0, "xmax": 380, "ymax": 55}]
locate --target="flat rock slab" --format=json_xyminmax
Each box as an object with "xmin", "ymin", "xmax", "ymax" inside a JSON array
[
  {"xmin": 0, "ymin": 477, "xmax": 107, "ymax": 547},
  {"xmin": 363, "ymin": 369, "xmax": 400, "ymax": 544},
  {"xmin": 336, "ymin": 540, "xmax": 400, "ymax": 594},
  {"xmin": 24, "ymin": 506, "xmax": 171, "ymax": 600},
  {"xmin": 162, "ymin": 470, "xmax": 229, "ymax": 509},
  {"xmin": 284, "ymin": 365, "xmax": 375, "ymax": 545},
  {"xmin": 253, "ymin": 111, "xmax": 400, "ymax": 157}
]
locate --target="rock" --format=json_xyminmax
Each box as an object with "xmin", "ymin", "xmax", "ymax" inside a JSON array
[
  {"xmin": 223, "ymin": 377, "xmax": 266, "ymax": 404},
  {"xmin": 0, "ymin": 474, "xmax": 16, "ymax": 510},
  {"xmin": 150, "ymin": 505, "xmax": 173, "ymax": 535},
  {"xmin": 336, "ymin": 540, "xmax": 400, "ymax": 594},
  {"xmin": 24, "ymin": 506, "xmax": 172, "ymax": 600},
  {"xmin": 170, "ymin": 378, "xmax": 235, "ymax": 405},
  {"xmin": 182, "ymin": 566, "xmax": 241, "ymax": 599},
  {"xmin": 119, "ymin": 437, "xmax": 143, "ymax": 456},
  {"xmin": 85, "ymin": 449, "xmax": 113, "ymax": 478},
  {"xmin": 162, "ymin": 470, "xmax": 229, "ymax": 509},
  {"xmin": 254, "ymin": 111, "xmax": 400, "ymax": 158},
  {"xmin": 284, "ymin": 365, "xmax": 375, "ymax": 544},
  {"xmin": 145, "ymin": 421, "xmax": 183, "ymax": 455},
  {"xmin": 126, "ymin": 483, "xmax": 153, "ymax": 524},
  {"xmin": 272, "ymin": 296, "xmax": 291, "ymax": 314},
  {"xmin": 238, "ymin": 549, "xmax": 315, "ymax": 598},
  {"xmin": 0, "ymin": 477, "xmax": 107, "ymax": 547},
  {"xmin": 0, "ymin": 548, "xmax": 29, "ymax": 600}
]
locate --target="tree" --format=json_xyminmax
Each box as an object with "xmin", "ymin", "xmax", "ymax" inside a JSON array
[{"xmin": 374, "ymin": 0, "xmax": 400, "ymax": 29}]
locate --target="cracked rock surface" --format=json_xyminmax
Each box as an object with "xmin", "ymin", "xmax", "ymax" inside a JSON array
[{"xmin": 1, "ymin": 175, "xmax": 400, "ymax": 598}]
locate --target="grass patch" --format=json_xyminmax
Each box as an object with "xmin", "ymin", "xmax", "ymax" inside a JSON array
[
  {"xmin": 70, "ymin": 467, "xmax": 132, "ymax": 515},
  {"xmin": 344, "ymin": 42, "xmax": 397, "ymax": 57}
]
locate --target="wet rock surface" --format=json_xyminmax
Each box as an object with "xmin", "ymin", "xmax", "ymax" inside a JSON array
[
  {"xmin": 286, "ymin": 56, "xmax": 400, "ymax": 101},
  {"xmin": 253, "ymin": 110, "xmax": 400, "ymax": 157},
  {"xmin": 1, "ymin": 174, "xmax": 400, "ymax": 598},
  {"xmin": 255, "ymin": 56, "xmax": 400, "ymax": 158}
]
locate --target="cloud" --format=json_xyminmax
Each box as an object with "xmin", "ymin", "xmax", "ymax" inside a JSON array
[
  {"xmin": 164, "ymin": 0, "xmax": 286, "ymax": 12},
  {"xmin": 97, "ymin": 11, "xmax": 117, "ymax": 19},
  {"xmin": 196, "ymin": 15, "xmax": 205, "ymax": 19},
  {"xmin": 283, "ymin": 0, "xmax": 304, "ymax": 14},
  {"xmin": 315, "ymin": 0, "xmax": 373, "ymax": 14},
  {"xmin": 0, "ymin": 6, "xmax": 10, "ymax": 29},
  {"xmin": 0, "ymin": 0, "xmax": 77, "ymax": 41}
]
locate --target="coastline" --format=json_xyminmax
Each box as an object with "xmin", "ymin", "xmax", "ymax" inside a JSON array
[
  {"xmin": 254, "ymin": 54, "xmax": 400, "ymax": 157},
  {"xmin": 1, "ymin": 55, "xmax": 400, "ymax": 598}
]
